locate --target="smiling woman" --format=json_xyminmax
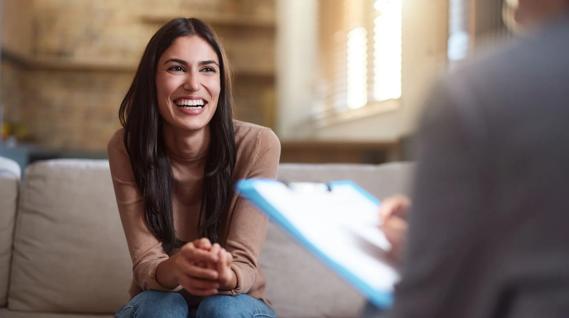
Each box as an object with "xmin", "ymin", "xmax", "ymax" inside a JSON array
[{"xmin": 107, "ymin": 17, "xmax": 280, "ymax": 318}]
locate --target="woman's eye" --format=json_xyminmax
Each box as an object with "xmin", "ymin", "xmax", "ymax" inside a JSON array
[
  {"xmin": 168, "ymin": 65, "xmax": 185, "ymax": 72},
  {"xmin": 201, "ymin": 66, "xmax": 217, "ymax": 73}
]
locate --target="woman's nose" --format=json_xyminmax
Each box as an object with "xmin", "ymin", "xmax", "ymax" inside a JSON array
[{"xmin": 183, "ymin": 72, "xmax": 200, "ymax": 91}]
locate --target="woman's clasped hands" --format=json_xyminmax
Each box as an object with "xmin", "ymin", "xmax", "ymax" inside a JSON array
[{"xmin": 168, "ymin": 238, "xmax": 236, "ymax": 296}]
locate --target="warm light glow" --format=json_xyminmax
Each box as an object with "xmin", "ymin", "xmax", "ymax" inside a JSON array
[
  {"xmin": 373, "ymin": 0, "xmax": 402, "ymax": 101},
  {"xmin": 374, "ymin": 0, "xmax": 398, "ymax": 12},
  {"xmin": 346, "ymin": 27, "xmax": 368, "ymax": 109},
  {"xmin": 448, "ymin": 0, "xmax": 471, "ymax": 63}
]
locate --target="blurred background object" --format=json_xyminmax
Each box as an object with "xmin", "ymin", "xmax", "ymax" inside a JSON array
[{"xmin": 0, "ymin": 0, "xmax": 513, "ymax": 168}]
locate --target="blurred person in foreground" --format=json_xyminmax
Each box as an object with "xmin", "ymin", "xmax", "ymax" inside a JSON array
[{"xmin": 374, "ymin": 0, "xmax": 569, "ymax": 317}]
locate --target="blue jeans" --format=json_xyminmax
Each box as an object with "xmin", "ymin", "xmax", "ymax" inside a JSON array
[{"xmin": 115, "ymin": 290, "xmax": 276, "ymax": 318}]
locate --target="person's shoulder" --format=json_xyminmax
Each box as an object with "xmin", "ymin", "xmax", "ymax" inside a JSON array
[
  {"xmin": 107, "ymin": 128, "xmax": 125, "ymax": 148},
  {"xmin": 234, "ymin": 120, "xmax": 280, "ymax": 149},
  {"xmin": 234, "ymin": 120, "xmax": 272, "ymax": 136},
  {"xmin": 106, "ymin": 128, "xmax": 136, "ymax": 180},
  {"xmin": 445, "ymin": 40, "xmax": 518, "ymax": 88},
  {"xmin": 441, "ymin": 20, "xmax": 569, "ymax": 112},
  {"xmin": 107, "ymin": 128, "xmax": 127, "ymax": 157},
  {"xmin": 233, "ymin": 121, "xmax": 280, "ymax": 174},
  {"xmin": 449, "ymin": 19, "xmax": 569, "ymax": 86}
]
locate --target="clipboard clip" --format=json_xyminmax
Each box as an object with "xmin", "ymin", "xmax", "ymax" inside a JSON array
[{"xmin": 278, "ymin": 180, "xmax": 334, "ymax": 192}]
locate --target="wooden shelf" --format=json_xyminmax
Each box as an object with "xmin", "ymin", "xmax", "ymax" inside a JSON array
[
  {"xmin": 1, "ymin": 49, "xmax": 136, "ymax": 72},
  {"xmin": 140, "ymin": 13, "xmax": 275, "ymax": 29},
  {"xmin": 231, "ymin": 67, "xmax": 274, "ymax": 78}
]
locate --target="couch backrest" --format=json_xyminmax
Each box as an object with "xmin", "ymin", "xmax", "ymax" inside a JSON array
[
  {"xmin": 5, "ymin": 159, "xmax": 414, "ymax": 317},
  {"xmin": 0, "ymin": 156, "xmax": 21, "ymax": 307},
  {"xmin": 262, "ymin": 162, "xmax": 414, "ymax": 318},
  {"xmin": 277, "ymin": 162, "xmax": 414, "ymax": 199},
  {"xmin": 8, "ymin": 160, "xmax": 131, "ymax": 314}
]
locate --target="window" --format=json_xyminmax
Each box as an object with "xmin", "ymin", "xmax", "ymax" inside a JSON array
[
  {"xmin": 371, "ymin": 0, "xmax": 402, "ymax": 103},
  {"xmin": 346, "ymin": 27, "xmax": 368, "ymax": 109},
  {"xmin": 448, "ymin": 0, "xmax": 471, "ymax": 64},
  {"xmin": 318, "ymin": 0, "xmax": 402, "ymax": 116}
]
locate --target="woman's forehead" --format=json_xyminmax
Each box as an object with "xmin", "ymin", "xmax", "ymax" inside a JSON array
[{"xmin": 160, "ymin": 35, "xmax": 219, "ymax": 63}]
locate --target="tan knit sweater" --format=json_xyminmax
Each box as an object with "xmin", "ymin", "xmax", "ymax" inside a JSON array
[{"xmin": 107, "ymin": 120, "xmax": 281, "ymax": 304}]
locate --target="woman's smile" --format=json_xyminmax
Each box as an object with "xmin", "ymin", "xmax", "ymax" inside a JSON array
[{"xmin": 174, "ymin": 97, "xmax": 207, "ymax": 115}]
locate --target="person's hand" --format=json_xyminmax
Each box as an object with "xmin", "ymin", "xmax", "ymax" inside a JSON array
[
  {"xmin": 209, "ymin": 243, "xmax": 236, "ymax": 290},
  {"xmin": 168, "ymin": 238, "xmax": 221, "ymax": 296},
  {"xmin": 379, "ymin": 195, "xmax": 411, "ymax": 261}
]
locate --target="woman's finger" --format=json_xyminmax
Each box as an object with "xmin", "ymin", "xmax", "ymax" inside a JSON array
[
  {"xmin": 173, "ymin": 253, "xmax": 219, "ymax": 280},
  {"xmin": 193, "ymin": 237, "xmax": 212, "ymax": 250},
  {"xmin": 217, "ymin": 249, "xmax": 226, "ymax": 273},
  {"xmin": 210, "ymin": 243, "xmax": 221, "ymax": 262},
  {"xmin": 223, "ymin": 250, "xmax": 233, "ymax": 267},
  {"xmin": 178, "ymin": 275, "xmax": 218, "ymax": 297},
  {"xmin": 180, "ymin": 243, "xmax": 219, "ymax": 264},
  {"xmin": 188, "ymin": 264, "xmax": 219, "ymax": 280}
]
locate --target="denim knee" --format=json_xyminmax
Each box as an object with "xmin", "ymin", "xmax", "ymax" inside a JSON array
[
  {"xmin": 115, "ymin": 290, "xmax": 188, "ymax": 318},
  {"xmin": 196, "ymin": 294, "xmax": 275, "ymax": 318}
]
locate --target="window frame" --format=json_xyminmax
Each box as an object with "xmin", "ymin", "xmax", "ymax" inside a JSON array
[{"xmin": 314, "ymin": 0, "xmax": 402, "ymax": 125}]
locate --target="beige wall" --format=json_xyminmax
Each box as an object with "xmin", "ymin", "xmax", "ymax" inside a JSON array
[{"xmin": 1, "ymin": 0, "xmax": 33, "ymax": 57}]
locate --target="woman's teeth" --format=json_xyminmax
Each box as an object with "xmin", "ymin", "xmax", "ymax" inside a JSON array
[{"xmin": 175, "ymin": 99, "xmax": 205, "ymax": 108}]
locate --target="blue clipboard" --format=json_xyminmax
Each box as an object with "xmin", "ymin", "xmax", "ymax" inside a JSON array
[{"xmin": 237, "ymin": 178, "xmax": 400, "ymax": 309}]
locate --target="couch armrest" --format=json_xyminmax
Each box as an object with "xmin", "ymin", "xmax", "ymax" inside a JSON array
[{"xmin": 0, "ymin": 156, "xmax": 21, "ymax": 307}]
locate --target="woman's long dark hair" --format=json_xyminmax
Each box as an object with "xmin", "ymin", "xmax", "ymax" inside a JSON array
[{"xmin": 118, "ymin": 18, "xmax": 236, "ymax": 253}]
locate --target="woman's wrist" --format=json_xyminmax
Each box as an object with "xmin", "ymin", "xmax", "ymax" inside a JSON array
[
  {"xmin": 156, "ymin": 256, "xmax": 180, "ymax": 289},
  {"xmin": 219, "ymin": 269, "xmax": 237, "ymax": 290}
]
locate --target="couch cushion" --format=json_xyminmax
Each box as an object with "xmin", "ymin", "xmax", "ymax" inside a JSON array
[
  {"xmin": 0, "ymin": 308, "xmax": 113, "ymax": 318},
  {"xmin": 261, "ymin": 223, "xmax": 366, "ymax": 318},
  {"xmin": 8, "ymin": 159, "xmax": 131, "ymax": 314},
  {"xmin": 0, "ymin": 156, "xmax": 21, "ymax": 307},
  {"xmin": 261, "ymin": 162, "xmax": 414, "ymax": 317}
]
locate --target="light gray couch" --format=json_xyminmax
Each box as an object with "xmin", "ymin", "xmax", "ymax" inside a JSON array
[{"xmin": 0, "ymin": 157, "xmax": 413, "ymax": 318}]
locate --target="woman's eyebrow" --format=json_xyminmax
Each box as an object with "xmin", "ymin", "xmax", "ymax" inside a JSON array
[
  {"xmin": 163, "ymin": 58, "xmax": 219, "ymax": 67},
  {"xmin": 163, "ymin": 58, "xmax": 187, "ymax": 65},
  {"xmin": 199, "ymin": 60, "xmax": 220, "ymax": 67}
]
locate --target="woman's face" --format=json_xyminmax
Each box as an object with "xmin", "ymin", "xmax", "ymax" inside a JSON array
[{"xmin": 156, "ymin": 35, "xmax": 221, "ymax": 135}]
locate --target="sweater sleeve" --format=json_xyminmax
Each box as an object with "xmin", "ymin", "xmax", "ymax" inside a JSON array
[
  {"xmin": 107, "ymin": 130, "xmax": 180, "ymax": 294},
  {"xmin": 222, "ymin": 127, "xmax": 281, "ymax": 294}
]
